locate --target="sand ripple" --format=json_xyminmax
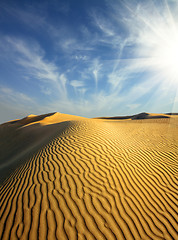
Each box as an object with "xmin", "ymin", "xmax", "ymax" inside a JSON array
[{"xmin": 0, "ymin": 117, "xmax": 177, "ymax": 239}]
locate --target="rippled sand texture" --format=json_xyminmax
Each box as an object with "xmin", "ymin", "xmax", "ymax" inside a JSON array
[{"xmin": 0, "ymin": 114, "xmax": 178, "ymax": 240}]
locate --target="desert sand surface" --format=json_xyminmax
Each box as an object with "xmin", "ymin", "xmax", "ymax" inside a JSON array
[{"xmin": 0, "ymin": 112, "xmax": 177, "ymax": 239}]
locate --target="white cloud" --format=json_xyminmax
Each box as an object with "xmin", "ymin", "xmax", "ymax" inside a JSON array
[
  {"xmin": 91, "ymin": 59, "xmax": 102, "ymax": 87},
  {"xmin": 73, "ymin": 55, "xmax": 88, "ymax": 61},
  {"xmin": 70, "ymin": 80, "xmax": 85, "ymax": 88},
  {"xmin": 59, "ymin": 74, "xmax": 68, "ymax": 98}
]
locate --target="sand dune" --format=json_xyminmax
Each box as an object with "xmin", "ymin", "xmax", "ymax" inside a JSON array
[
  {"xmin": 0, "ymin": 112, "xmax": 87, "ymax": 183},
  {"xmin": 94, "ymin": 112, "xmax": 172, "ymax": 120},
  {"xmin": 0, "ymin": 113, "xmax": 177, "ymax": 239}
]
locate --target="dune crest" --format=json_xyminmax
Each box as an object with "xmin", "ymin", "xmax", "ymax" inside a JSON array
[
  {"xmin": 9, "ymin": 112, "xmax": 87, "ymax": 127},
  {"xmin": 0, "ymin": 113, "xmax": 177, "ymax": 239}
]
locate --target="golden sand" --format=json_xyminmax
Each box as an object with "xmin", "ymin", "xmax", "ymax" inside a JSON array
[{"xmin": 0, "ymin": 113, "xmax": 177, "ymax": 239}]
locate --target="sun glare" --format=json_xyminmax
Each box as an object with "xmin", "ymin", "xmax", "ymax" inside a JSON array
[
  {"xmin": 156, "ymin": 34, "xmax": 178, "ymax": 80},
  {"xmin": 136, "ymin": 4, "xmax": 178, "ymax": 84}
]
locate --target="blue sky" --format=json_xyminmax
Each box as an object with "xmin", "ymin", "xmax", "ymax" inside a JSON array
[{"xmin": 0, "ymin": 0, "xmax": 178, "ymax": 123}]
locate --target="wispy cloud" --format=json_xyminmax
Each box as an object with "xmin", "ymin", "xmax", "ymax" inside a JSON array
[
  {"xmin": 0, "ymin": 86, "xmax": 37, "ymax": 119},
  {"xmin": 1, "ymin": 37, "xmax": 69, "ymax": 99},
  {"xmin": 70, "ymin": 80, "xmax": 85, "ymax": 88},
  {"xmin": 0, "ymin": 86, "xmax": 34, "ymax": 103},
  {"xmin": 91, "ymin": 59, "xmax": 102, "ymax": 87},
  {"xmin": 90, "ymin": 10, "xmax": 115, "ymax": 37}
]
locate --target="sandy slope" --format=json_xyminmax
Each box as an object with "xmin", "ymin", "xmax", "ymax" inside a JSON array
[{"xmin": 0, "ymin": 113, "xmax": 177, "ymax": 240}]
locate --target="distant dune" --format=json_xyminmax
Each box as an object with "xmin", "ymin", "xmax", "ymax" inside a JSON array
[
  {"xmin": 0, "ymin": 112, "xmax": 177, "ymax": 239},
  {"xmin": 93, "ymin": 112, "xmax": 173, "ymax": 120}
]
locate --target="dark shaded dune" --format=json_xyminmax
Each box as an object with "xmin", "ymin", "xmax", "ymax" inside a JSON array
[
  {"xmin": 131, "ymin": 112, "xmax": 169, "ymax": 119},
  {"xmin": 94, "ymin": 116, "xmax": 131, "ymax": 120},
  {"xmin": 0, "ymin": 120, "xmax": 73, "ymax": 184},
  {"xmin": 165, "ymin": 113, "xmax": 178, "ymax": 115},
  {"xmin": 94, "ymin": 112, "xmax": 170, "ymax": 120},
  {"xmin": 0, "ymin": 115, "xmax": 178, "ymax": 239},
  {"xmin": 9, "ymin": 112, "xmax": 56, "ymax": 125}
]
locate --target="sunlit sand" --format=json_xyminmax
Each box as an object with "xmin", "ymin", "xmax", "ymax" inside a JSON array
[{"xmin": 0, "ymin": 112, "xmax": 177, "ymax": 239}]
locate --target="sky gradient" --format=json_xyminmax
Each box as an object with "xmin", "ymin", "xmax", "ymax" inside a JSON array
[{"xmin": 0, "ymin": 0, "xmax": 178, "ymax": 123}]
